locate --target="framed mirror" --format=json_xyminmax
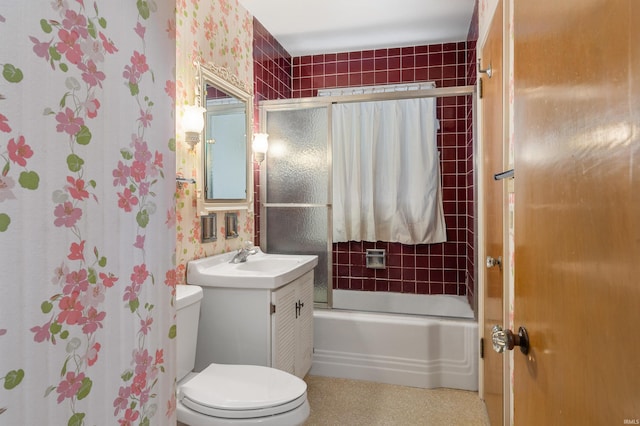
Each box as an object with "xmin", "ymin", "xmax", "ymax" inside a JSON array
[{"xmin": 197, "ymin": 62, "xmax": 253, "ymax": 212}]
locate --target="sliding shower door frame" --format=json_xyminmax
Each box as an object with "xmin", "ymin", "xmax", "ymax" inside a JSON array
[{"xmin": 258, "ymin": 85, "xmax": 475, "ymax": 309}]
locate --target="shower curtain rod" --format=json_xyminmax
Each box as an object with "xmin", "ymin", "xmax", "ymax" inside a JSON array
[{"xmin": 258, "ymin": 85, "xmax": 475, "ymax": 107}]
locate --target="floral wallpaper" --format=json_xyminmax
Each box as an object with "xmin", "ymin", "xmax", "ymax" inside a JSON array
[
  {"xmin": 0, "ymin": 1, "xmax": 176, "ymax": 424},
  {"xmin": 174, "ymin": 0, "xmax": 255, "ymax": 282}
]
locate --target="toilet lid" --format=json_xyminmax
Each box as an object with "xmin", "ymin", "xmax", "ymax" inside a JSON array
[{"xmin": 179, "ymin": 363, "xmax": 307, "ymax": 419}]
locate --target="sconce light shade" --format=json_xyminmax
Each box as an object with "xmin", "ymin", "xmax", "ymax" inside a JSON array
[
  {"xmin": 183, "ymin": 105, "xmax": 206, "ymax": 149},
  {"xmin": 252, "ymin": 133, "xmax": 269, "ymax": 163}
]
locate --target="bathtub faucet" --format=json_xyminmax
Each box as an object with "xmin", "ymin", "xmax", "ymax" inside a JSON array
[{"xmin": 230, "ymin": 241, "xmax": 258, "ymax": 263}]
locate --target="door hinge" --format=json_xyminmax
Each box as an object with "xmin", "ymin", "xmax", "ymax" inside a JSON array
[
  {"xmin": 480, "ymin": 337, "xmax": 485, "ymax": 359},
  {"xmin": 270, "ymin": 303, "xmax": 276, "ymax": 314},
  {"xmin": 478, "ymin": 78, "xmax": 484, "ymax": 99}
]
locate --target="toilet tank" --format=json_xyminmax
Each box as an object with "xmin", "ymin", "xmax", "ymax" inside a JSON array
[{"xmin": 176, "ymin": 285, "xmax": 203, "ymax": 382}]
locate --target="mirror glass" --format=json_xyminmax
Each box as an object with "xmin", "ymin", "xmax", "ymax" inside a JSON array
[{"xmin": 199, "ymin": 63, "xmax": 252, "ymax": 207}]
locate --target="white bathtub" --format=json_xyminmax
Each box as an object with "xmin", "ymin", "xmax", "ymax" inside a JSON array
[{"xmin": 310, "ymin": 291, "xmax": 478, "ymax": 391}]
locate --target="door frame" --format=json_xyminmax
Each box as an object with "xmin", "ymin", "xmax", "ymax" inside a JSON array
[{"xmin": 477, "ymin": 1, "xmax": 512, "ymax": 423}]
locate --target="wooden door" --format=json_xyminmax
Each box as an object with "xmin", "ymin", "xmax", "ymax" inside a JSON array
[
  {"xmin": 480, "ymin": 1, "xmax": 505, "ymax": 425},
  {"xmin": 513, "ymin": 1, "xmax": 640, "ymax": 424}
]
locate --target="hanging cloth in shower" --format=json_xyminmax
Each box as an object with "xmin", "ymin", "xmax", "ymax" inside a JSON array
[{"xmin": 332, "ymin": 97, "xmax": 446, "ymax": 244}]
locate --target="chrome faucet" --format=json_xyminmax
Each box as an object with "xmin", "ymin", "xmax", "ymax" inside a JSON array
[{"xmin": 230, "ymin": 241, "xmax": 258, "ymax": 263}]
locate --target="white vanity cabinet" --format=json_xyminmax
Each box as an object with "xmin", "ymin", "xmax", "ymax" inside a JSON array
[
  {"xmin": 271, "ymin": 270, "xmax": 314, "ymax": 378},
  {"xmin": 193, "ymin": 270, "xmax": 314, "ymax": 379}
]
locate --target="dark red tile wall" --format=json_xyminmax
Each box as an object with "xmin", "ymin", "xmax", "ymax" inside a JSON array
[
  {"xmin": 252, "ymin": 19, "xmax": 292, "ymax": 247},
  {"xmin": 252, "ymin": 18, "xmax": 477, "ymax": 300}
]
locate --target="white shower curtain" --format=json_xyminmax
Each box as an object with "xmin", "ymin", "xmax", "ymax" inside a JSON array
[{"xmin": 332, "ymin": 98, "xmax": 446, "ymax": 245}]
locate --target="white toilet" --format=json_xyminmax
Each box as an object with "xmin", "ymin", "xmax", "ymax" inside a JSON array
[{"xmin": 175, "ymin": 284, "xmax": 310, "ymax": 426}]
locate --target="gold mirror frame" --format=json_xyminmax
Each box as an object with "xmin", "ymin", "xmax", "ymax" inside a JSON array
[{"xmin": 196, "ymin": 61, "xmax": 253, "ymax": 213}]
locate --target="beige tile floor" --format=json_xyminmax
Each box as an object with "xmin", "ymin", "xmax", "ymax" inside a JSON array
[{"xmin": 304, "ymin": 375, "xmax": 490, "ymax": 426}]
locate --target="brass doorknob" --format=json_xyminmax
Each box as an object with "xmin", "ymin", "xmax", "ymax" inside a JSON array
[{"xmin": 491, "ymin": 325, "xmax": 530, "ymax": 355}]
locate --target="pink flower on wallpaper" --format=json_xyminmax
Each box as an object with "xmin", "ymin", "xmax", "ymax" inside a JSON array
[
  {"xmin": 138, "ymin": 108, "xmax": 153, "ymax": 128},
  {"xmin": 67, "ymin": 240, "xmax": 85, "ymax": 261},
  {"xmin": 133, "ymin": 234, "xmax": 145, "ymax": 249},
  {"xmin": 138, "ymin": 181, "xmax": 150, "ymax": 197},
  {"xmin": 29, "ymin": 36, "xmax": 52, "ymax": 61},
  {"xmin": 99, "ymin": 272, "xmax": 118, "ymax": 288},
  {"xmin": 56, "ymin": 371, "xmax": 85, "ymax": 404},
  {"xmin": 99, "ymin": 32, "xmax": 118, "ymax": 54},
  {"xmin": 130, "ymin": 160, "xmax": 146, "ymax": 183},
  {"xmin": 134, "ymin": 139, "xmax": 152, "ymax": 162},
  {"xmin": 122, "ymin": 283, "xmax": 140, "ymax": 303},
  {"xmin": 165, "ymin": 209, "xmax": 176, "ymax": 229},
  {"xmin": 63, "ymin": 269, "xmax": 89, "ymax": 294},
  {"xmin": 0, "ymin": 113, "xmax": 11, "ymax": 133},
  {"xmin": 83, "ymin": 97, "xmax": 101, "ymax": 119},
  {"xmin": 30, "ymin": 321, "xmax": 52, "ymax": 343},
  {"xmin": 55, "ymin": 107, "xmax": 84, "ymax": 136},
  {"xmin": 79, "ymin": 306, "xmax": 106, "ymax": 334},
  {"xmin": 113, "ymin": 386, "xmax": 131, "ymax": 415},
  {"xmin": 122, "ymin": 64, "xmax": 141, "ymax": 85},
  {"xmin": 164, "ymin": 80, "xmax": 176, "ymax": 105},
  {"xmin": 79, "ymin": 59, "xmax": 106, "ymax": 88},
  {"xmin": 166, "ymin": 395, "xmax": 177, "ymax": 418},
  {"xmin": 134, "ymin": 22, "xmax": 146, "ymax": 39},
  {"xmin": 56, "ymin": 29, "xmax": 83, "ymax": 65},
  {"xmin": 117, "ymin": 188, "xmax": 139, "ymax": 212},
  {"xmin": 130, "ymin": 51, "xmax": 149, "ymax": 74},
  {"xmin": 54, "ymin": 201, "xmax": 83, "ymax": 227},
  {"xmin": 62, "ymin": 9, "xmax": 89, "ymax": 38},
  {"xmin": 113, "ymin": 161, "xmax": 131, "ymax": 187},
  {"xmin": 131, "ymin": 264, "xmax": 149, "ymax": 286},
  {"xmin": 80, "ymin": 38, "xmax": 105, "ymax": 64},
  {"xmin": 86, "ymin": 342, "xmax": 101, "ymax": 367},
  {"xmin": 134, "ymin": 348, "xmax": 152, "ymax": 375},
  {"xmin": 131, "ymin": 373, "xmax": 147, "ymax": 395},
  {"xmin": 57, "ymin": 292, "xmax": 84, "ymax": 326},
  {"xmin": 82, "ymin": 282, "xmax": 106, "ymax": 308},
  {"xmin": 139, "ymin": 316, "xmax": 153, "ymax": 335},
  {"xmin": 119, "ymin": 407, "xmax": 140, "ymax": 425},
  {"xmin": 7, "ymin": 136, "xmax": 34, "ymax": 167},
  {"xmin": 66, "ymin": 176, "xmax": 90, "ymax": 200},
  {"xmin": 166, "ymin": 18, "xmax": 176, "ymax": 40},
  {"xmin": 218, "ymin": 0, "xmax": 231, "ymax": 16}
]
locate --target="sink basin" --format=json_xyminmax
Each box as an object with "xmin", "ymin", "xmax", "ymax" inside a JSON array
[{"xmin": 186, "ymin": 248, "xmax": 318, "ymax": 289}]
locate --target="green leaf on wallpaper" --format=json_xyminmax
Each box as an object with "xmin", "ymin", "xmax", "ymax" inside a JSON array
[
  {"xmin": 87, "ymin": 20, "xmax": 96, "ymax": 39},
  {"xmin": 136, "ymin": 209, "xmax": 149, "ymax": 228},
  {"xmin": 168, "ymin": 138, "xmax": 176, "ymax": 152},
  {"xmin": 49, "ymin": 46, "xmax": 61, "ymax": 61},
  {"xmin": 59, "ymin": 63, "xmax": 69, "ymax": 73},
  {"xmin": 19, "ymin": 171, "xmax": 40, "ymax": 190},
  {"xmin": 128, "ymin": 82, "xmax": 139, "ymax": 96},
  {"xmin": 66, "ymin": 154, "xmax": 84, "ymax": 172},
  {"xmin": 98, "ymin": 256, "xmax": 107, "ymax": 267},
  {"xmin": 87, "ymin": 267, "xmax": 97, "ymax": 284},
  {"xmin": 168, "ymin": 324, "xmax": 176, "ymax": 339},
  {"xmin": 129, "ymin": 298, "xmax": 139, "ymax": 313},
  {"xmin": 3, "ymin": 369, "xmax": 24, "ymax": 390},
  {"xmin": 41, "ymin": 301, "xmax": 53, "ymax": 314},
  {"xmin": 68, "ymin": 413, "xmax": 85, "ymax": 426},
  {"xmin": 50, "ymin": 321, "xmax": 62, "ymax": 335},
  {"xmin": 60, "ymin": 357, "xmax": 70, "ymax": 376},
  {"xmin": 120, "ymin": 149, "xmax": 133, "ymax": 160},
  {"xmin": 137, "ymin": 0, "xmax": 150, "ymax": 19},
  {"xmin": 76, "ymin": 126, "xmax": 91, "ymax": 145},
  {"xmin": 98, "ymin": 17, "xmax": 107, "ymax": 29},
  {"xmin": 3, "ymin": 64, "xmax": 23, "ymax": 83},
  {"xmin": 60, "ymin": 330, "xmax": 69, "ymax": 339},
  {"xmin": 89, "ymin": 180, "xmax": 97, "ymax": 188},
  {"xmin": 40, "ymin": 19, "xmax": 53, "ymax": 33},
  {"xmin": 121, "ymin": 370, "xmax": 134, "ymax": 382},
  {"xmin": 76, "ymin": 377, "xmax": 92, "ymax": 400},
  {"xmin": 59, "ymin": 92, "xmax": 69, "ymax": 108},
  {"xmin": 2, "ymin": 161, "xmax": 9, "ymax": 176},
  {"xmin": 44, "ymin": 385, "xmax": 56, "ymax": 398},
  {"xmin": 0, "ymin": 214, "xmax": 10, "ymax": 232}
]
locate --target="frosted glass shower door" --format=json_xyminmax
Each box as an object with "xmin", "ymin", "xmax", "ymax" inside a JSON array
[{"xmin": 261, "ymin": 105, "xmax": 331, "ymax": 305}]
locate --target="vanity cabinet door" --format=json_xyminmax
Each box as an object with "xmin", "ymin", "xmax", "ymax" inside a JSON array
[{"xmin": 271, "ymin": 271, "xmax": 314, "ymax": 378}]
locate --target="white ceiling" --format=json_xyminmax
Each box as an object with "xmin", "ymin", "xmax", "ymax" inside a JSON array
[{"xmin": 238, "ymin": 0, "xmax": 476, "ymax": 57}]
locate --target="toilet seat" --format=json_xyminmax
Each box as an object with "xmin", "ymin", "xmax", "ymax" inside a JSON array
[{"xmin": 179, "ymin": 363, "xmax": 307, "ymax": 420}]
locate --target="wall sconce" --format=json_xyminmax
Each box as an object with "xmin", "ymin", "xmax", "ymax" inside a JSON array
[
  {"xmin": 252, "ymin": 133, "xmax": 269, "ymax": 163},
  {"xmin": 183, "ymin": 105, "xmax": 206, "ymax": 149}
]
